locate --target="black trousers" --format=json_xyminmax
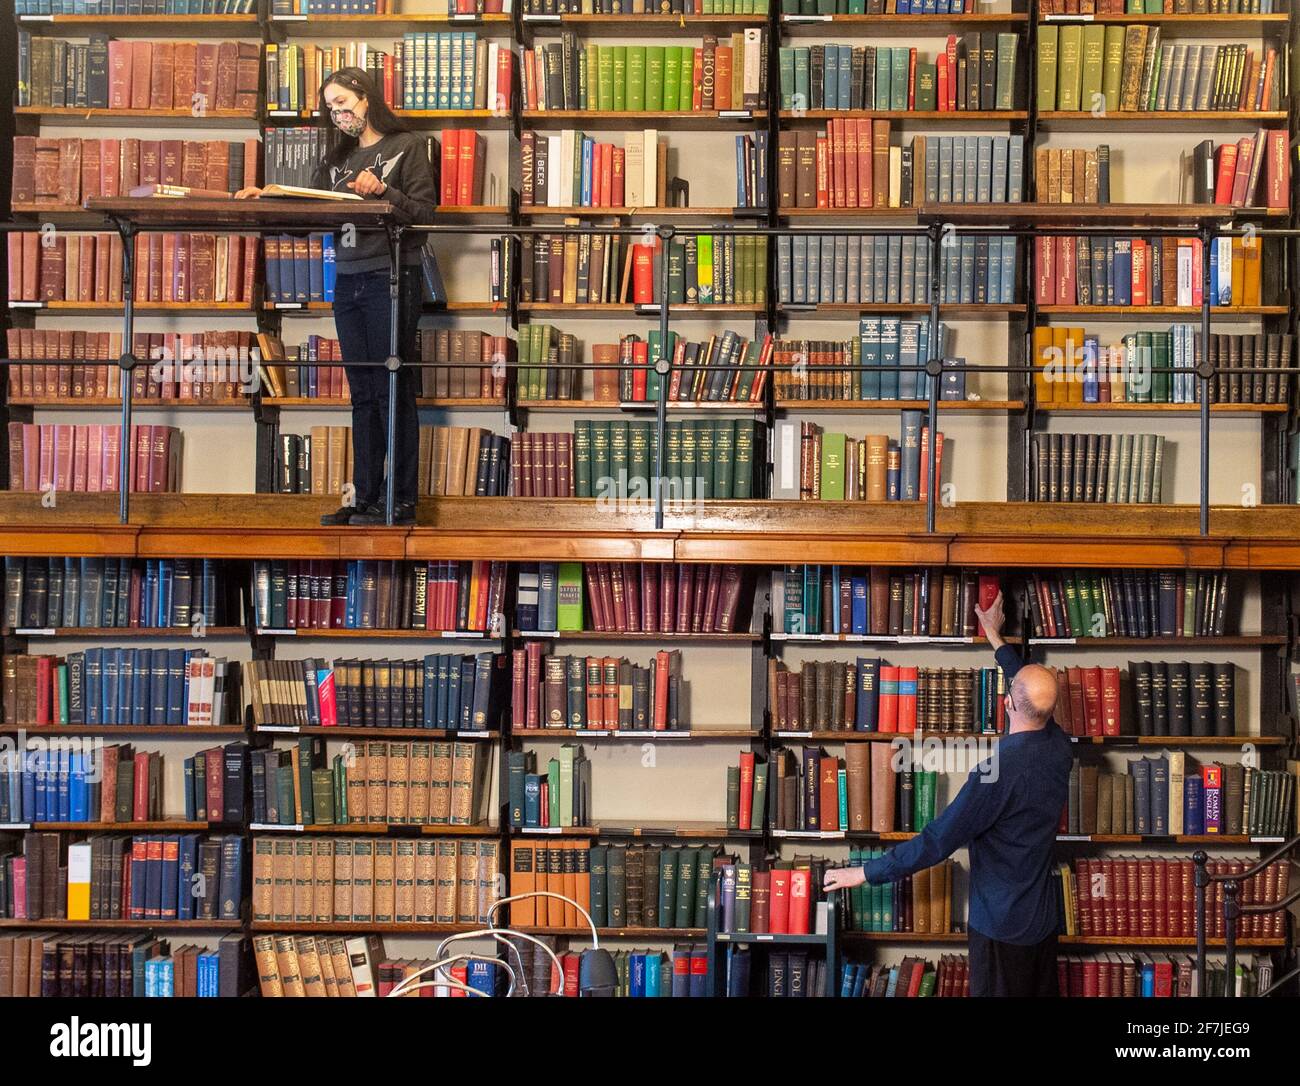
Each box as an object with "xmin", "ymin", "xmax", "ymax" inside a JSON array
[
  {"xmin": 968, "ymin": 928, "xmax": 1059, "ymax": 997},
  {"xmin": 332, "ymin": 264, "xmax": 422, "ymax": 508}
]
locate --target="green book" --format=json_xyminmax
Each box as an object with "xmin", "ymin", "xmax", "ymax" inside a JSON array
[
  {"xmin": 276, "ymin": 764, "xmax": 295, "ymax": 827},
  {"xmin": 645, "ymin": 45, "xmax": 665, "ymax": 112},
  {"xmin": 626, "ymin": 46, "xmax": 647, "ymax": 112},
  {"xmin": 696, "ymin": 234, "xmax": 714, "ymax": 302},
  {"xmin": 574, "ymin": 420, "xmax": 593, "ymax": 497},
  {"xmin": 612, "ymin": 45, "xmax": 628, "ymax": 112},
  {"xmin": 607, "ymin": 845, "xmax": 626, "ymax": 926},
  {"xmin": 571, "ymin": 129, "xmax": 585, "ymax": 206},
  {"xmin": 695, "ymin": 419, "xmax": 715, "ymax": 499},
  {"xmin": 311, "ymin": 768, "xmax": 334, "ymax": 825},
  {"xmin": 547, "ymin": 757, "xmax": 560, "ymax": 827},
  {"xmin": 515, "ymin": 321, "xmax": 531, "ymax": 397},
  {"xmin": 678, "ymin": 418, "xmax": 696, "ymax": 497},
  {"xmin": 558, "ymin": 744, "xmax": 577, "ymax": 825},
  {"xmin": 629, "ymin": 421, "xmax": 650, "ymax": 496},
  {"xmin": 1062, "ymin": 574, "xmax": 1084, "ymax": 636},
  {"xmin": 1101, "ymin": 26, "xmax": 1125, "ymax": 115},
  {"xmin": 663, "ymin": 46, "xmax": 681, "ymax": 111},
  {"xmin": 597, "ymin": 46, "xmax": 615, "ymax": 112},
  {"xmin": 56, "ymin": 664, "xmax": 68, "ymax": 723},
  {"xmin": 751, "ymin": 760, "xmax": 768, "ymax": 830},
  {"xmin": 296, "ymin": 737, "xmax": 315, "ymax": 826},
  {"xmin": 733, "ymin": 415, "xmax": 754, "ymax": 497},
  {"xmin": 995, "ymin": 32, "xmax": 1018, "ymax": 111},
  {"xmin": 589, "ymin": 845, "xmax": 608, "ymax": 926},
  {"xmin": 917, "ymin": 970, "xmax": 937, "ymax": 996},
  {"xmin": 556, "ymin": 562, "xmax": 584, "ymax": 630},
  {"xmin": 665, "ymin": 420, "xmax": 684, "ymax": 496},
  {"xmin": 609, "ymin": 419, "xmax": 630, "ymax": 498},
  {"xmin": 874, "ymin": 47, "xmax": 892, "ymax": 109},
  {"xmin": 1037, "ymin": 23, "xmax": 1059, "ymax": 113},
  {"xmin": 755, "ymin": 234, "xmax": 767, "ymax": 305},
  {"xmin": 890, "ymin": 47, "xmax": 908, "ymax": 111},
  {"xmin": 713, "ymin": 419, "xmax": 736, "ymax": 499},
  {"xmin": 1079, "ymin": 25, "xmax": 1106, "ymax": 113},
  {"xmin": 694, "ymin": 850, "xmax": 711, "ymax": 928},
  {"xmin": 591, "ymin": 420, "xmax": 612, "ymax": 498},
  {"xmin": 667, "ymin": 239, "xmax": 685, "ymax": 303},
  {"xmin": 679, "ymin": 48, "xmax": 695, "ymax": 111},
  {"xmin": 820, "ymin": 431, "xmax": 846, "ymax": 500},
  {"xmin": 726, "ymin": 765, "xmax": 741, "ymax": 828},
  {"xmin": 734, "ymin": 863, "xmax": 753, "ymax": 933},
  {"xmin": 583, "ymin": 43, "xmax": 597, "ymax": 111},
  {"xmin": 793, "ymin": 47, "xmax": 810, "ymax": 111},
  {"xmin": 914, "ymin": 62, "xmax": 937, "ymax": 112},
  {"xmin": 658, "ymin": 847, "xmax": 678, "ymax": 926},
  {"xmin": 674, "ymin": 846, "xmax": 697, "ymax": 927},
  {"xmin": 779, "ymin": 47, "xmax": 795, "ymax": 111},
  {"xmin": 1056, "ymin": 25, "xmax": 1083, "ymax": 112}
]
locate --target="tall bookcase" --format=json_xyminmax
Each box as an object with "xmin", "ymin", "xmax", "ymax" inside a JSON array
[{"xmin": 2, "ymin": 0, "xmax": 1298, "ymax": 998}]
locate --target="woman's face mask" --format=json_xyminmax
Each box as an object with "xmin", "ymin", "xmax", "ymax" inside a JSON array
[{"xmin": 329, "ymin": 102, "xmax": 367, "ymax": 138}]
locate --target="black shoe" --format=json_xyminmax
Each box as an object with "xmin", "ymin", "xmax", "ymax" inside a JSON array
[
  {"xmin": 320, "ymin": 502, "xmax": 367, "ymax": 526},
  {"xmin": 349, "ymin": 500, "xmax": 416, "ymax": 526}
]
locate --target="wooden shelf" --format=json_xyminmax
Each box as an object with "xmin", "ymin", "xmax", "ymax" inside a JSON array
[
  {"xmin": 1039, "ymin": 305, "xmax": 1288, "ymax": 318},
  {"xmin": 780, "ymin": 109, "xmax": 1028, "ymax": 123},
  {"xmin": 249, "ymin": 920, "xmax": 481, "ymax": 934},
  {"xmin": 1067, "ymin": 735, "xmax": 1286, "ymax": 747},
  {"xmin": 1025, "ymin": 634, "xmax": 1286, "ymax": 648},
  {"xmin": 0, "ymin": 918, "xmax": 242, "ymax": 930},
  {"xmin": 264, "ymin": 108, "xmax": 513, "ymax": 125},
  {"xmin": 4, "ymin": 626, "xmax": 247, "ymax": 638},
  {"xmin": 433, "ymin": 205, "xmax": 511, "ymax": 219},
  {"xmin": 25, "ymin": 821, "xmax": 226, "ymax": 832},
  {"xmin": 523, "ymin": 13, "xmax": 767, "ymax": 34},
  {"xmin": 1061, "ymin": 834, "xmax": 1290, "ymax": 845},
  {"xmin": 840, "ymin": 930, "xmax": 969, "ymax": 942},
  {"xmin": 780, "ymin": 302, "xmax": 1027, "ymax": 317},
  {"xmin": 1058, "ymin": 935, "xmax": 1286, "ymax": 948},
  {"xmin": 517, "ymin": 302, "xmax": 765, "ymax": 317},
  {"xmin": 268, "ymin": 301, "xmax": 510, "ymax": 314},
  {"xmin": 268, "ymin": 12, "xmax": 514, "ymax": 34},
  {"xmin": 9, "ymin": 301, "xmax": 254, "ymax": 314},
  {"xmin": 512, "ymin": 629, "xmax": 760, "ymax": 642},
  {"xmin": 16, "ymin": 13, "xmax": 261, "ymax": 34},
  {"xmin": 1038, "ymin": 110, "xmax": 1289, "ymax": 130},
  {"xmin": 512, "ymin": 822, "xmax": 763, "ymax": 839},
  {"xmin": 518, "ymin": 398, "xmax": 765, "ymax": 411},
  {"xmin": 253, "ymin": 627, "xmax": 498, "ymax": 639},
  {"xmin": 1039, "ymin": 12, "xmax": 1291, "ymax": 35},
  {"xmin": 921, "ymin": 202, "xmax": 1290, "ymax": 223},
  {"xmin": 522, "ymin": 109, "xmax": 767, "ymax": 127},
  {"xmin": 0, "ymin": 725, "xmax": 246, "ymax": 738},
  {"xmin": 775, "ymin": 398, "xmax": 1024, "ymax": 411},
  {"xmin": 253, "ymin": 725, "xmax": 498, "ymax": 741},
  {"xmin": 15, "ymin": 106, "xmax": 258, "ymax": 123},
  {"xmin": 520, "ymin": 925, "xmax": 707, "ymax": 938},
  {"xmin": 783, "ymin": 12, "xmax": 1030, "ymax": 31},
  {"xmin": 6, "ymin": 397, "xmax": 251, "ymax": 410},
  {"xmin": 513, "ymin": 728, "xmax": 757, "ymax": 741},
  {"xmin": 247, "ymin": 822, "xmax": 498, "ymax": 835},
  {"xmin": 1037, "ymin": 402, "xmax": 1290, "ymax": 415},
  {"xmin": 521, "ymin": 205, "xmax": 744, "ymax": 219}
]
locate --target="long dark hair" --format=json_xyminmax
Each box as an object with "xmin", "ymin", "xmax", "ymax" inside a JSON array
[{"xmin": 318, "ymin": 66, "xmax": 409, "ymax": 167}]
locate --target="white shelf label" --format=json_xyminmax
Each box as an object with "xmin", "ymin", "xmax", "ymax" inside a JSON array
[
  {"xmin": 250, "ymin": 823, "xmax": 305, "ymax": 832},
  {"xmin": 523, "ymin": 826, "xmax": 563, "ymax": 834},
  {"xmin": 783, "ymin": 13, "xmax": 832, "ymax": 21},
  {"xmin": 0, "ymin": 823, "xmax": 31, "ymax": 830},
  {"xmin": 256, "ymin": 628, "xmax": 297, "ymax": 636},
  {"xmin": 15, "ymin": 628, "xmax": 56, "ymax": 636},
  {"xmin": 443, "ymin": 630, "xmax": 484, "ymax": 638},
  {"xmin": 774, "ymin": 731, "xmax": 813, "ymax": 738},
  {"xmin": 257, "ymin": 725, "xmax": 299, "ymax": 734},
  {"xmin": 9, "ymin": 301, "xmax": 43, "ymax": 309},
  {"xmin": 459, "ymin": 730, "xmax": 490, "ymax": 738},
  {"xmin": 718, "ymin": 110, "xmax": 752, "ymax": 119},
  {"xmin": 1057, "ymin": 834, "xmax": 1091, "ymax": 842},
  {"xmin": 270, "ymin": 13, "xmax": 308, "ymax": 20}
]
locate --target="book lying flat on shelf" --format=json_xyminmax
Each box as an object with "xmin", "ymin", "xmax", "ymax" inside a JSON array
[
  {"xmin": 258, "ymin": 185, "xmax": 363, "ymax": 201},
  {"xmin": 128, "ymin": 184, "xmax": 234, "ymax": 200}
]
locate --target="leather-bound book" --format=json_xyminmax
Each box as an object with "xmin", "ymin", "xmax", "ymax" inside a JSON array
[{"xmin": 869, "ymin": 741, "xmax": 895, "ymax": 832}]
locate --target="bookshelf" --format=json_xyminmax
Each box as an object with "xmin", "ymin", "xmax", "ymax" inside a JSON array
[{"xmin": 1, "ymin": 0, "xmax": 1298, "ymax": 1001}]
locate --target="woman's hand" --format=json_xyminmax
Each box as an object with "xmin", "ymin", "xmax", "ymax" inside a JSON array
[
  {"xmin": 823, "ymin": 866, "xmax": 866, "ymax": 893},
  {"xmin": 348, "ymin": 170, "xmax": 387, "ymax": 198},
  {"xmin": 233, "ymin": 186, "xmax": 263, "ymax": 199}
]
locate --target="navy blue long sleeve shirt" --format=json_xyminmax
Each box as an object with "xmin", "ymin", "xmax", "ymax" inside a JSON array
[{"xmin": 862, "ymin": 644, "xmax": 1072, "ymax": 945}]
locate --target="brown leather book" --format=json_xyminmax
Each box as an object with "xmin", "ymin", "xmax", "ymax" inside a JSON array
[
  {"xmin": 252, "ymin": 935, "xmax": 283, "ymax": 998},
  {"xmin": 272, "ymin": 935, "xmax": 305, "ymax": 997},
  {"xmin": 312, "ymin": 840, "xmax": 333, "ymax": 922},
  {"xmin": 913, "ymin": 865, "xmax": 931, "ymax": 933},
  {"xmin": 870, "ymin": 741, "xmax": 895, "ymax": 832},
  {"xmin": 845, "ymin": 743, "xmax": 870, "ymax": 831},
  {"xmin": 872, "ymin": 120, "xmax": 891, "ymax": 209},
  {"xmin": 819, "ymin": 755, "xmax": 839, "ymax": 830},
  {"xmin": 294, "ymin": 935, "xmax": 327, "ymax": 997},
  {"xmin": 795, "ymin": 130, "xmax": 817, "ymax": 208},
  {"xmin": 292, "ymin": 837, "xmax": 314, "ymax": 922}
]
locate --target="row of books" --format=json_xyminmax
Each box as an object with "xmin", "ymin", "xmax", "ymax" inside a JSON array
[
  {"xmin": 1021, "ymin": 569, "xmax": 1233, "ymax": 639},
  {"xmin": 439, "ymin": 128, "xmax": 489, "ymax": 205},
  {"xmin": 530, "ymin": 0, "xmax": 761, "ymax": 11},
  {"xmin": 1059, "ymin": 953, "xmax": 1274, "ymax": 1000},
  {"xmin": 784, "ymin": 416, "xmax": 942, "ymax": 502},
  {"xmin": 10, "ymin": 135, "xmax": 259, "ymax": 209},
  {"xmin": 521, "ymin": 32, "xmax": 768, "ymax": 113},
  {"xmin": 418, "ymin": 424, "xmax": 512, "ymax": 496},
  {"xmin": 1035, "ymin": 144, "xmax": 1113, "ymax": 206},
  {"xmin": 2, "ymin": 832, "xmax": 244, "ymax": 922},
  {"xmin": 15, "ymin": 35, "xmax": 260, "ymax": 111},
  {"xmin": 0, "ymin": 746, "xmax": 164, "ymax": 825},
  {"xmin": 770, "ymin": 746, "xmax": 939, "ymax": 831},
  {"xmin": 6, "ymin": 330, "xmax": 259, "ymax": 404},
  {"xmin": 778, "ymin": 34, "xmax": 1020, "ymax": 113},
  {"xmin": 264, "ymin": 234, "xmax": 337, "ymax": 305},
  {"xmin": 416, "ymin": 328, "xmax": 509, "ymax": 399},
  {"xmin": 19, "ymin": 0, "xmax": 259, "ymax": 11},
  {"xmin": 1031, "ymin": 327, "xmax": 1296, "ymax": 406},
  {"xmin": 519, "ymin": 226, "xmax": 634, "ymax": 306},
  {"xmin": 250, "ymin": 558, "xmax": 507, "ymax": 632},
  {"xmin": 1194, "ymin": 133, "xmax": 1287, "ymax": 208},
  {"xmin": 273, "ymin": 427, "xmax": 353, "ymax": 495},
  {"xmin": 1064, "ymin": 756, "xmax": 1294, "ymax": 837},
  {"xmin": 781, "ymin": 0, "xmax": 972, "ymax": 11},
  {"xmin": 507, "ymin": 432, "xmax": 577, "ymax": 498},
  {"xmin": 7, "ymin": 423, "xmax": 182, "ymax": 494},
  {"xmin": 770, "ymin": 660, "xmax": 1006, "ymax": 735},
  {"xmin": 508, "ymin": 744, "xmax": 591, "ymax": 827},
  {"xmin": 1034, "ymin": 234, "xmax": 1264, "ymax": 307},
  {"xmin": 510, "ymin": 840, "xmax": 721, "ymax": 929},
  {"xmin": 1128, "ymin": 661, "xmax": 1236, "ymax": 738},
  {"xmin": 769, "ymin": 326, "xmax": 951, "ymax": 402},
  {"xmin": 2, "ymin": 650, "xmax": 237, "ymax": 728},
  {"xmin": 251, "ymin": 835, "xmax": 502, "ymax": 924},
  {"xmin": 517, "ymin": 560, "xmax": 748, "ymax": 634},
  {"xmin": 521, "ymin": 129, "xmax": 670, "ymax": 210},
  {"xmin": 843, "ymin": 854, "xmax": 955, "ymax": 934},
  {"xmin": 6, "ymin": 232, "xmax": 259, "ymax": 304},
  {"xmin": 511, "ymin": 646, "xmax": 686, "ymax": 730},
  {"xmin": 252, "ymin": 933, "xmax": 378, "ymax": 999},
  {"xmin": 0, "ymin": 931, "xmax": 248, "ymax": 1000},
  {"xmin": 1039, "ymin": 0, "xmax": 1279, "ymax": 13},
  {"xmin": 841, "ymin": 955, "xmax": 969, "ymax": 999},
  {"xmin": 1037, "ymin": 25, "xmax": 1280, "ymax": 114},
  {"xmin": 261, "ymin": 126, "xmax": 441, "ymax": 193},
  {"xmin": 1060, "ymin": 856, "xmax": 1290, "ymax": 939},
  {"xmin": 245, "ymin": 653, "xmax": 504, "ymax": 730},
  {"xmin": 774, "ymin": 565, "xmax": 994, "ymax": 638},
  {"xmin": 251, "ymin": 738, "xmax": 492, "ymax": 827},
  {"xmin": 1029, "ymin": 431, "xmax": 1167, "ymax": 505},
  {"xmin": 3, "ymin": 556, "xmax": 243, "ymax": 633}
]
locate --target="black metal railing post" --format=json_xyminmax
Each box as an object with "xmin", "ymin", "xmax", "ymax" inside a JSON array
[
  {"xmin": 384, "ymin": 221, "xmax": 405, "ymax": 526},
  {"xmin": 114, "ymin": 217, "xmax": 137, "ymax": 525},
  {"xmin": 1193, "ymin": 848, "xmax": 1209, "ymax": 993}
]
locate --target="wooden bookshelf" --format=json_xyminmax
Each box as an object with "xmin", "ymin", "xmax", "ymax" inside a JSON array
[
  {"xmin": 1038, "ymin": 12, "xmax": 1291, "ymax": 34},
  {"xmin": 0, "ymin": 918, "xmax": 244, "ymax": 930},
  {"xmin": 774, "ymin": 399, "xmax": 1024, "ymax": 411},
  {"xmin": 252, "ymin": 726, "xmax": 499, "ymax": 741},
  {"xmin": 266, "ymin": 12, "xmax": 514, "ymax": 34},
  {"xmin": 522, "ymin": 109, "xmax": 767, "ymax": 126},
  {"xmin": 514, "ymin": 727, "xmax": 758, "ymax": 740},
  {"xmin": 780, "ymin": 109, "xmax": 1029, "ymax": 122},
  {"xmin": 521, "ymin": 205, "xmax": 743, "ymax": 219},
  {"xmin": 245, "ymin": 822, "xmax": 499, "ymax": 835},
  {"xmin": 1036, "ymin": 402, "xmax": 1290, "ymax": 415},
  {"xmin": 523, "ymin": 13, "xmax": 768, "ymax": 33},
  {"xmin": 782, "ymin": 12, "xmax": 1031, "ymax": 31},
  {"xmin": 0, "ymin": 725, "xmax": 247, "ymax": 738},
  {"xmin": 6, "ymin": 398, "xmax": 251, "ymax": 410},
  {"xmin": 15, "ymin": 13, "xmax": 262, "ymax": 33},
  {"xmin": 1038, "ymin": 110, "xmax": 1289, "ymax": 130}
]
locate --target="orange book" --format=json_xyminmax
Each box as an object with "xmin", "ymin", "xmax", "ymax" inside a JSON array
[
  {"xmin": 714, "ymin": 47, "xmax": 732, "ymax": 111},
  {"xmin": 561, "ymin": 840, "xmax": 577, "ymax": 929}
]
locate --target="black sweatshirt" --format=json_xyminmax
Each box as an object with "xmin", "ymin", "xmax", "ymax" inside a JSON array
[{"xmin": 311, "ymin": 130, "xmax": 439, "ymax": 276}]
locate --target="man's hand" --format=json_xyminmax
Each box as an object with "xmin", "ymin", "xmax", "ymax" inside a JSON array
[
  {"xmin": 974, "ymin": 590, "xmax": 1006, "ymax": 650},
  {"xmin": 233, "ymin": 186, "xmax": 263, "ymax": 199},
  {"xmin": 823, "ymin": 866, "xmax": 866, "ymax": 893},
  {"xmin": 348, "ymin": 170, "xmax": 387, "ymax": 198}
]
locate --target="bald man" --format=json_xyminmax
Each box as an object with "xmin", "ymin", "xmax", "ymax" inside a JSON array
[{"xmin": 823, "ymin": 591, "xmax": 1072, "ymax": 996}]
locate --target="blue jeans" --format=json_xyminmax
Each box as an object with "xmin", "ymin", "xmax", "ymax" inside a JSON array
[{"xmin": 332, "ymin": 265, "xmax": 422, "ymax": 507}]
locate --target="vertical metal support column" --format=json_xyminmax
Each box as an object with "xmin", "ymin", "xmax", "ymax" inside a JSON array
[
  {"xmin": 925, "ymin": 223, "xmax": 944, "ymax": 533},
  {"xmin": 654, "ymin": 224, "xmax": 674, "ymax": 531},
  {"xmin": 1222, "ymin": 879, "xmax": 1240, "ymax": 995},
  {"xmin": 1198, "ymin": 225, "xmax": 1214, "ymax": 536},
  {"xmin": 385, "ymin": 222, "xmax": 404, "ymax": 526},
  {"xmin": 1193, "ymin": 849, "xmax": 1209, "ymax": 995},
  {"xmin": 115, "ymin": 217, "xmax": 137, "ymax": 524}
]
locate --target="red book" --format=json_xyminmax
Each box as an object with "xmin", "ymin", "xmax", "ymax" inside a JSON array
[
  {"xmin": 977, "ymin": 575, "xmax": 1000, "ymax": 612},
  {"xmin": 738, "ymin": 751, "xmax": 755, "ymax": 829},
  {"xmin": 907, "ymin": 48, "xmax": 917, "ymax": 111},
  {"xmin": 632, "ymin": 339, "xmax": 649, "ymax": 402},
  {"xmin": 1229, "ymin": 136, "xmax": 1255, "ymax": 207},
  {"xmin": 855, "ymin": 118, "xmax": 873, "ymax": 208},
  {"xmin": 830, "ymin": 118, "xmax": 845, "ymax": 208},
  {"xmin": 768, "ymin": 869, "xmax": 791, "ymax": 933},
  {"xmin": 34, "ymin": 656, "xmax": 52, "ymax": 723},
  {"xmin": 1099, "ymin": 666, "xmax": 1121, "ymax": 736},
  {"xmin": 692, "ymin": 49, "xmax": 704, "ymax": 110},
  {"xmin": 896, "ymin": 666, "xmax": 918, "ymax": 733},
  {"xmin": 918, "ymin": 427, "xmax": 942, "ymax": 502},
  {"xmin": 493, "ymin": 45, "xmax": 512, "ymax": 113},
  {"xmin": 1056, "ymin": 234, "xmax": 1076, "ymax": 305},
  {"xmin": 1213, "ymin": 143, "xmax": 1239, "ymax": 205},
  {"xmin": 1266, "ymin": 129, "xmax": 1290, "ymax": 209},
  {"xmin": 456, "ymin": 131, "xmax": 484, "ymax": 206},
  {"xmin": 611, "ymin": 146, "xmax": 626, "ymax": 206},
  {"xmin": 641, "ymin": 563, "xmax": 659, "ymax": 634},
  {"xmin": 653, "ymin": 650, "xmax": 669, "ymax": 728},
  {"xmin": 631, "ymin": 242, "xmax": 655, "ymax": 304},
  {"xmin": 945, "ymin": 35, "xmax": 959, "ymax": 110},
  {"xmin": 1034, "ymin": 236, "xmax": 1056, "ymax": 303},
  {"xmin": 878, "ymin": 665, "xmax": 900, "ymax": 732},
  {"xmin": 787, "ymin": 869, "xmax": 811, "ymax": 934},
  {"xmin": 1081, "ymin": 666, "xmax": 1103, "ymax": 736},
  {"xmin": 1131, "ymin": 239, "xmax": 1147, "ymax": 305},
  {"xmin": 937, "ymin": 54, "xmax": 950, "ymax": 115},
  {"xmin": 815, "ymin": 133, "xmax": 829, "ymax": 208},
  {"xmin": 440, "ymin": 129, "xmax": 460, "ymax": 205}
]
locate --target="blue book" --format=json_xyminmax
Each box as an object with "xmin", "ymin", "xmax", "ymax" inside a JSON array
[
  {"xmin": 850, "ymin": 577, "xmax": 867, "ymax": 634},
  {"xmin": 458, "ymin": 656, "xmax": 476, "ymax": 728},
  {"xmin": 841, "ymin": 963, "xmax": 857, "ymax": 997},
  {"xmin": 1141, "ymin": 960, "xmax": 1154, "ymax": 997},
  {"xmin": 69, "ymin": 752, "xmax": 86, "ymax": 822},
  {"xmin": 725, "ymin": 945, "xmax": 750, "ymax": 996},
  {"xmin": 150, "ymin": 648, "xmax": 169, "ymax": 725},
  {"xmin": 537, "ymin": 562, "xmax": 558, "ymax": 631},
  {"xmin": 823, "ymin": 46, "xmax": 838, "ymax": 111},
  {"xmin": 630, "ymin": 952, "xmax": 646, "ymax": 997},
  {"xmin": 516, "ymin": 564, "xmax": 539, "ymax": 631},
  {"xmin": 467, "ymin": 959, "xmax": 496, "ymax": 996},
  {"xmin": 688, "ymin": 948, "xmax": 708, "ymax": 997},
  {"xmin": 898, "ymin": 321, "xmax": 920, "ymax": 399},
  {"xmin": 183, "ymin": 758, "xmax": 195, "ymax": 822},
  {"xmin": 671, "ymin": 946, "xmax": 691, "ymax": 996},
  {"xmin": 104, "ymin": 647, "xmax": 122, "ymax": 725},
  {"xmin": 22, "ymin": 760, "xmax": 36, "ymax": 822},
  {"xmin": 158, "ymin": 561, "xmax": 173, "ymax": 626},
  {"xmin": 1113, "ymin": 238, "xmax": 1133, "ymax": 306},
  {"xmin": 646, "ymin": 952, "xmax": 662, "ymax": 997},
  {"xmin": 161, "ymin": 835, "xmax": 180, "ymax": 919},
  {"xmin": 859, "ymin": 318, "xmax": 881, "ymax": 399},
  {"xmin": 84, "ymin": 647, "xmax": 102, "ymax": 724},
  {"xmin": 1082, "ymin": 336, "xmax": 1100, "ymax": 401},
  {"xmin": 322, "ymin": 235, "xmax": 336, "ymax": 303},
  {"xmin": 143, "ymin": 560, "xmax": 157, "ymax": 628},
  {"xmin": 580, "ymin": 137, "xmax": 593, "ymax": 206},
  {"xmin": 523, "ymin": 774, "xmax": 541, "ymax": 827},
  {"xmin": 1184, "ymin": 775, "xmax": 1205, "ymax": 835},
  {"xmin": 855, "ymin": 658, "xmax": 879, "ymax": 731},
  {"xmin": 177, "ymin": 834, "xmax": 199, "ymax": 920},
  {"xmin": 435, "ymin": 654, "xmax": 451, "ymax": 729},
  {"xmin": 879, "ymin": 318, "xmax": 901, "ymax": 399},
  {"xmin": 166, "ymin": 648, "xmax": 185, "ymax": 724},
  {"xmin": 34, "ymin": 749, "xmax": 49, "ymax": 822},
  {"xmin": 1150, "ymin": 755, "xmax": 1169, "ymax": 835},
  {"xmin": 422, "ymin": 655, "xmax": 437, "ymax": 726}
]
